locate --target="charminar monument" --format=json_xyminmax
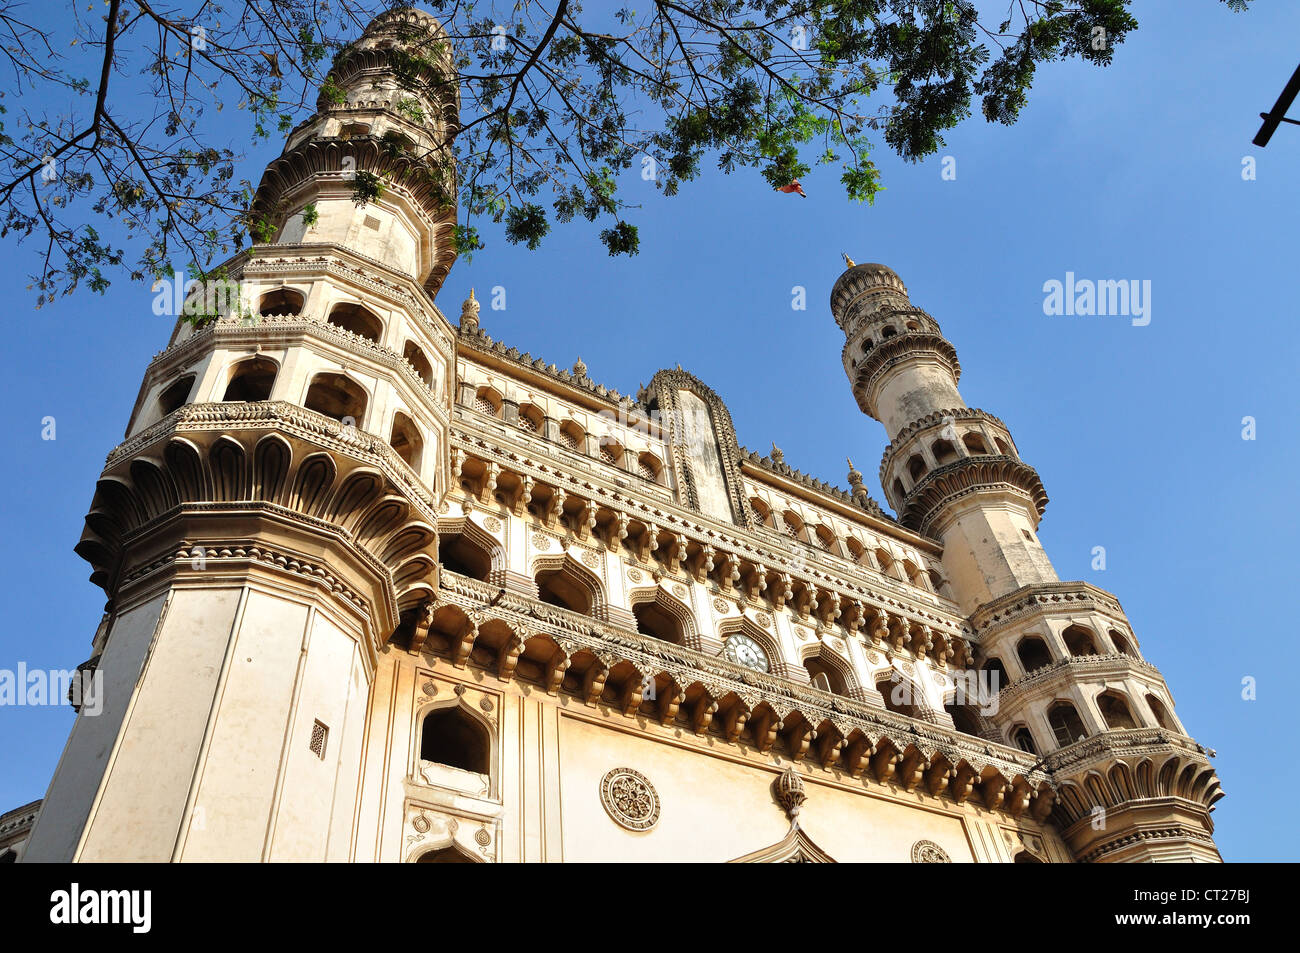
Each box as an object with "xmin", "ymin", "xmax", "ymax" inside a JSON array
[{"xmin": 11, "ymin": 8, "xmax": 1222, "ymax": 864}]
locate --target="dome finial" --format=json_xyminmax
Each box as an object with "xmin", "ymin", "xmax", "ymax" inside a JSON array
[
  {"xmin": 842, "ymin": 252, "xmax": 856, "ymax": 268},
  {"xmin": 460, "ymin": 287, "xmax": 481, "ymax": 332}
]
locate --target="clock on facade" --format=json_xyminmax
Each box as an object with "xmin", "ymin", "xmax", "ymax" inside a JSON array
[{"xmin": 724, "ymin": 634, "xmax": 770, "ymax": 672}]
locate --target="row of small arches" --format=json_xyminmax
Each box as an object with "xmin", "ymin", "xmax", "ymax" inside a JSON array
[
  {"xmin": 255, "ymin": 290, "xmax": 436, "ymax": 389},
  {"xmin": 749, "ymin": 497, "xmax": 946, "ymax": 594},
  {"xmin": 471, "ymin": 386, "xmax": 664, "ymax": 484},
  {"xmin": 893, "ymin": 432, "xmax": 1013, "ymax": 499},
  {"xmin": 980, "ymin": 624, "xmax": 1140, "ymax": 687},
  {"xmin": 1009, "ymin": 690, "xmax": 1178, "ymax": 757},
  {"xmin": 156, "ymin": 357, "xmax": 426, "ymax": 475}
]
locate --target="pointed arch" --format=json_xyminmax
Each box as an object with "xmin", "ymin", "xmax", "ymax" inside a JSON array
[
  {"xmin": 797, "ymin": 638, "xmax": 859, "ymax": 699},
  {"xmin": 628, "ymin": 585, "xmax": 700, "ymax": 650},
  {"xmin": 437, "ymin": 516, "xmax": 505, "ymax": 582},
  {"xmin": 305, "ymin": 372, "xmax": 368, "ymax": 425},
  {"xmin": 532, "ymin": 551, "xmax": 606, "ymax": 616}
]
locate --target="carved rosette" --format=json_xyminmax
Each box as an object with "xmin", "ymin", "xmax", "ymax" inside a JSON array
[
  {"xmin": 599, "ymin": 767, "xmax": 661, "ymax": 832},
  {"xmin": 910, "ymin": 840, "xmax": 951, "ymax": 863}
]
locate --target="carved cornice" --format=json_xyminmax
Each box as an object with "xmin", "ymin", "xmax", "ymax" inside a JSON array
[
  {"xmin": 1077, "ymin": 823, "xmax": 1217, "ymax": 864},
  {"xmin": 740, "ymin": 446, "xmax": 886, "ymax": 518},
  {"xmin": 850, "ymin": 332, "xmax": 962, "ymax": 417},
  {"xmin": 1044, "ymin": 729, "xmax": 1223, "ymax": 834},
  {"xmin": 451, "ymin": 430, "xmax": 967, "ymax": 636},
  {"xmin": 878, "ymin": 408, "xmax": 1013, "ymax": 485},
  {"xmin": 997, "ymin": 653, "xmax": 1165, "ymax": 707},
  {"xmin": 436, "ymin": 570, "xmax": 1044, "ymax": 793},
  {"xmin": 971, "ymin": 581, "xmax": 1127, "ymax": 636},
  {"xmin": 898, "ymin": 456, "xmax": 1048, "ymax": 534},
  {"xmin": 108, "ymin": 401, "xmax": 436, "ymax": 514},
  {"xmin": 458, "ymin": 327, "xmax": 642, "ymax": 411},
  {"xmin": 80, "ymin": 402, "xmax": 440, "ymax": 639}
]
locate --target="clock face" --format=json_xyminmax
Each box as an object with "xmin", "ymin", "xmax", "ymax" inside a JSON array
[{"xmin": 725, "ymin": 635, "xmax": 770, "ymax": 673}]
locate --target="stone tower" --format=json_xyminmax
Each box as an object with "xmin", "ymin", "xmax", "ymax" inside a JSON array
[
  {"xmin": 23, "ymin": 7, "xmax": 458, "ymax": 861},
  {"xmin": 833, "ymin": 259, "xmax": 1223, "ymax": 861},
  {"xmin": 18, "ymin": 11, "xmax": 1224, "ymax": 865}
]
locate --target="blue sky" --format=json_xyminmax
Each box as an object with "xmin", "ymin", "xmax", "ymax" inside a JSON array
[{"xmin": 1, "ymin": 1, "xmax": 1295, "ymax": 860}]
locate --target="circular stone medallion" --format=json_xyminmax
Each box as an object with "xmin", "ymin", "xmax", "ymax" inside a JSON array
[
  {"xmin": 911, "ymin": 839, "xmax": 951, "ymax": 863},
  {"xmin": 599, "ymin": 767, "xmax": 661, "ymax": 832}
]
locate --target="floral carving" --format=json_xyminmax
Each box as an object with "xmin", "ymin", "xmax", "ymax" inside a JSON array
[
  {"xmin": 911, "ymin": 839, "xmax": 951, "ymax": 863},
  {"xmin": 600, "ymin": 767, "xmax": 660, "ymax": 831}
]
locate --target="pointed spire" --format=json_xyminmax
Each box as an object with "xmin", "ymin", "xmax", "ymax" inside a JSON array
[
  {"xmin": 460, "ymin": 287, "xmax": 480, "ymax": 333},
  {"xmin": 842, "ymin": 252, "xmax": 856, "ymax": 268}
]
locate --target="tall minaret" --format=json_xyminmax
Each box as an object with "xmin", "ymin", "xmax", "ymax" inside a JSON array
[
  {"xmin": 832, "ymin": 259, "xmax": 1224, "ymax": 862},
  {"xmin": 24, "ymin": 8, "xmax": 456, "ymax": 862},
  {"xmin": 833, "ymin": 258, "xmax": 1053, "ymax": 614}
]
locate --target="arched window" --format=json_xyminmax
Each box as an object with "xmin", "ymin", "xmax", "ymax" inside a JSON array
[
  {"xmin": 416, "ymin": 847, "xmax": 475, "ymax": 863},
  {"xmin": 995, "ymin": 437, "xmax": 1013, "ymax": 455},
  {"xmin": 389, "ymin": 411, "xmax": 423, "ymax": 473},
  {"xmin": 1110, "ymin": 629, "xmax": 1136, "ymax": 657},
  {"xmin": 420, "ymin": 707, "xmax": 489, "ymax": 774},
  {"xmin": 877, "ymin": 673, "xmax": 920, "ymax": 717},
  {"xmin": 158, "ymin": 374, "xmax": 195, "ymax": 415},
  {"xmin": 1012, "ymin": 726, "xmax": 1038, "ymax": 755},
  {"xmin": 633, "ymin": 600, "xmax": 685, "ymax": 645},
  {"xmin": 438, "ymin": 529, "xmax": 496, "ymax": 581},
  {"xmin": 874, "ymin": 548, "xmax": 901, "ymax": 580},
  {"xmin": 598, "ymin": 438, "xmax": 624, "ymax": 468},
  {"xmin": 927, "ymin": 568, "xmax": 947, "ymax": 595},
  {"xmin": 258, "ymin": 288, "xmax": 303, "ymax": 316},
  {"xmin": 558, "ymin": 420, "xmax": 586, "ymax": 453},
  {"xmin": 805, "ymin": 656, "xmax": 848, "ymax": 696},
  {"xmin": 946, "ymin": 703, "xmax": 982, "ymax": 737},
  {"xmin": 304, "ymin": 373, "xmax": 367, "ymax": 424},
  {"xmin": 637, "ymin": 453, "xmax": 663, "ymax": 484},
  {"xmin": 535, "ymin": 564, "xmax": 596, "ymax": 615},
  {"xmin": 223, "ymin": 357, "xmax": 277, "ymax": 402},
  {"xmin": 516, "ymin": 403, "xmax": 544, "ymax": 433},
  {"xmin": 902, "ymin": 559, "xmax": 926, "ymax": 588},
  {"xmin": 814, "ymin": 525, "xmax": 837, "ymax": 552},
  {"xmin": 1062, "ymin": 624, "xmax": 1098, "ymax": 657},
  {"xmin": 1048, "ymin": 701, "xmax": 1088, "ymax": 747},
  {"xmin": 892, "ymin": 478, "xmax": 906, "ymax": 500},
  {"xmin": 339, "ymin": 122, "xmax": 371, "ymax": 139},
  {"xmin": 880, "ymin": 326, "xmax": 897, "ymax": 338},
  {"xmin": 907, "ymin": 454, "xmax": 925, "ymax": 481},
  {"xmin": 861, "ymin": 337, "xmax": 874, "ymax": 354},
  {"xmin": 402, "ymin": 341, "xmax": 434, "ymax": 387},
  {"xmin": 1097, "ymin": 691, "xmax": 1139, "ymax": 730},
  {"xmin": 1146, "ymin": 693, "xmax": 1176, "ymax": 731},
  {"xmin": 932, "ymin": 438, "xmax": 958, "ymax": 466},
  {"xmin": 962, "ymin": 432, "xmax": 989, "ymax": 455},
  {"xmin": 327, "ymin": 302, "xmax": 383, "ymax": 342},
  {"xmin": 1017, "ymin": 636, "xmax": 1052, "ymax": 673},
  {"xmin": 781, "ymin": 511, "xmax": 805, "ymax": 542},
  {"xmin": 472, "ymin": 387, "xmax": 502, "ymax": 418},
  {"xmin": 981, "ymin": 657, "xmax": 1009, "ymax": 693}
]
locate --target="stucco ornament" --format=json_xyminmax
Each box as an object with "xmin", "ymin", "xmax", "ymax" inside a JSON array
[
  {"xmin": 773, "ymin": 766, "xmax": 806, "ymax": 820},
  {"xmin": 911, "ymin": 839, "xmax": 951, "ymax": 863},
  {"xmin": 600, "ymin": 767, "xmax": 660, "ymax": 831}
]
